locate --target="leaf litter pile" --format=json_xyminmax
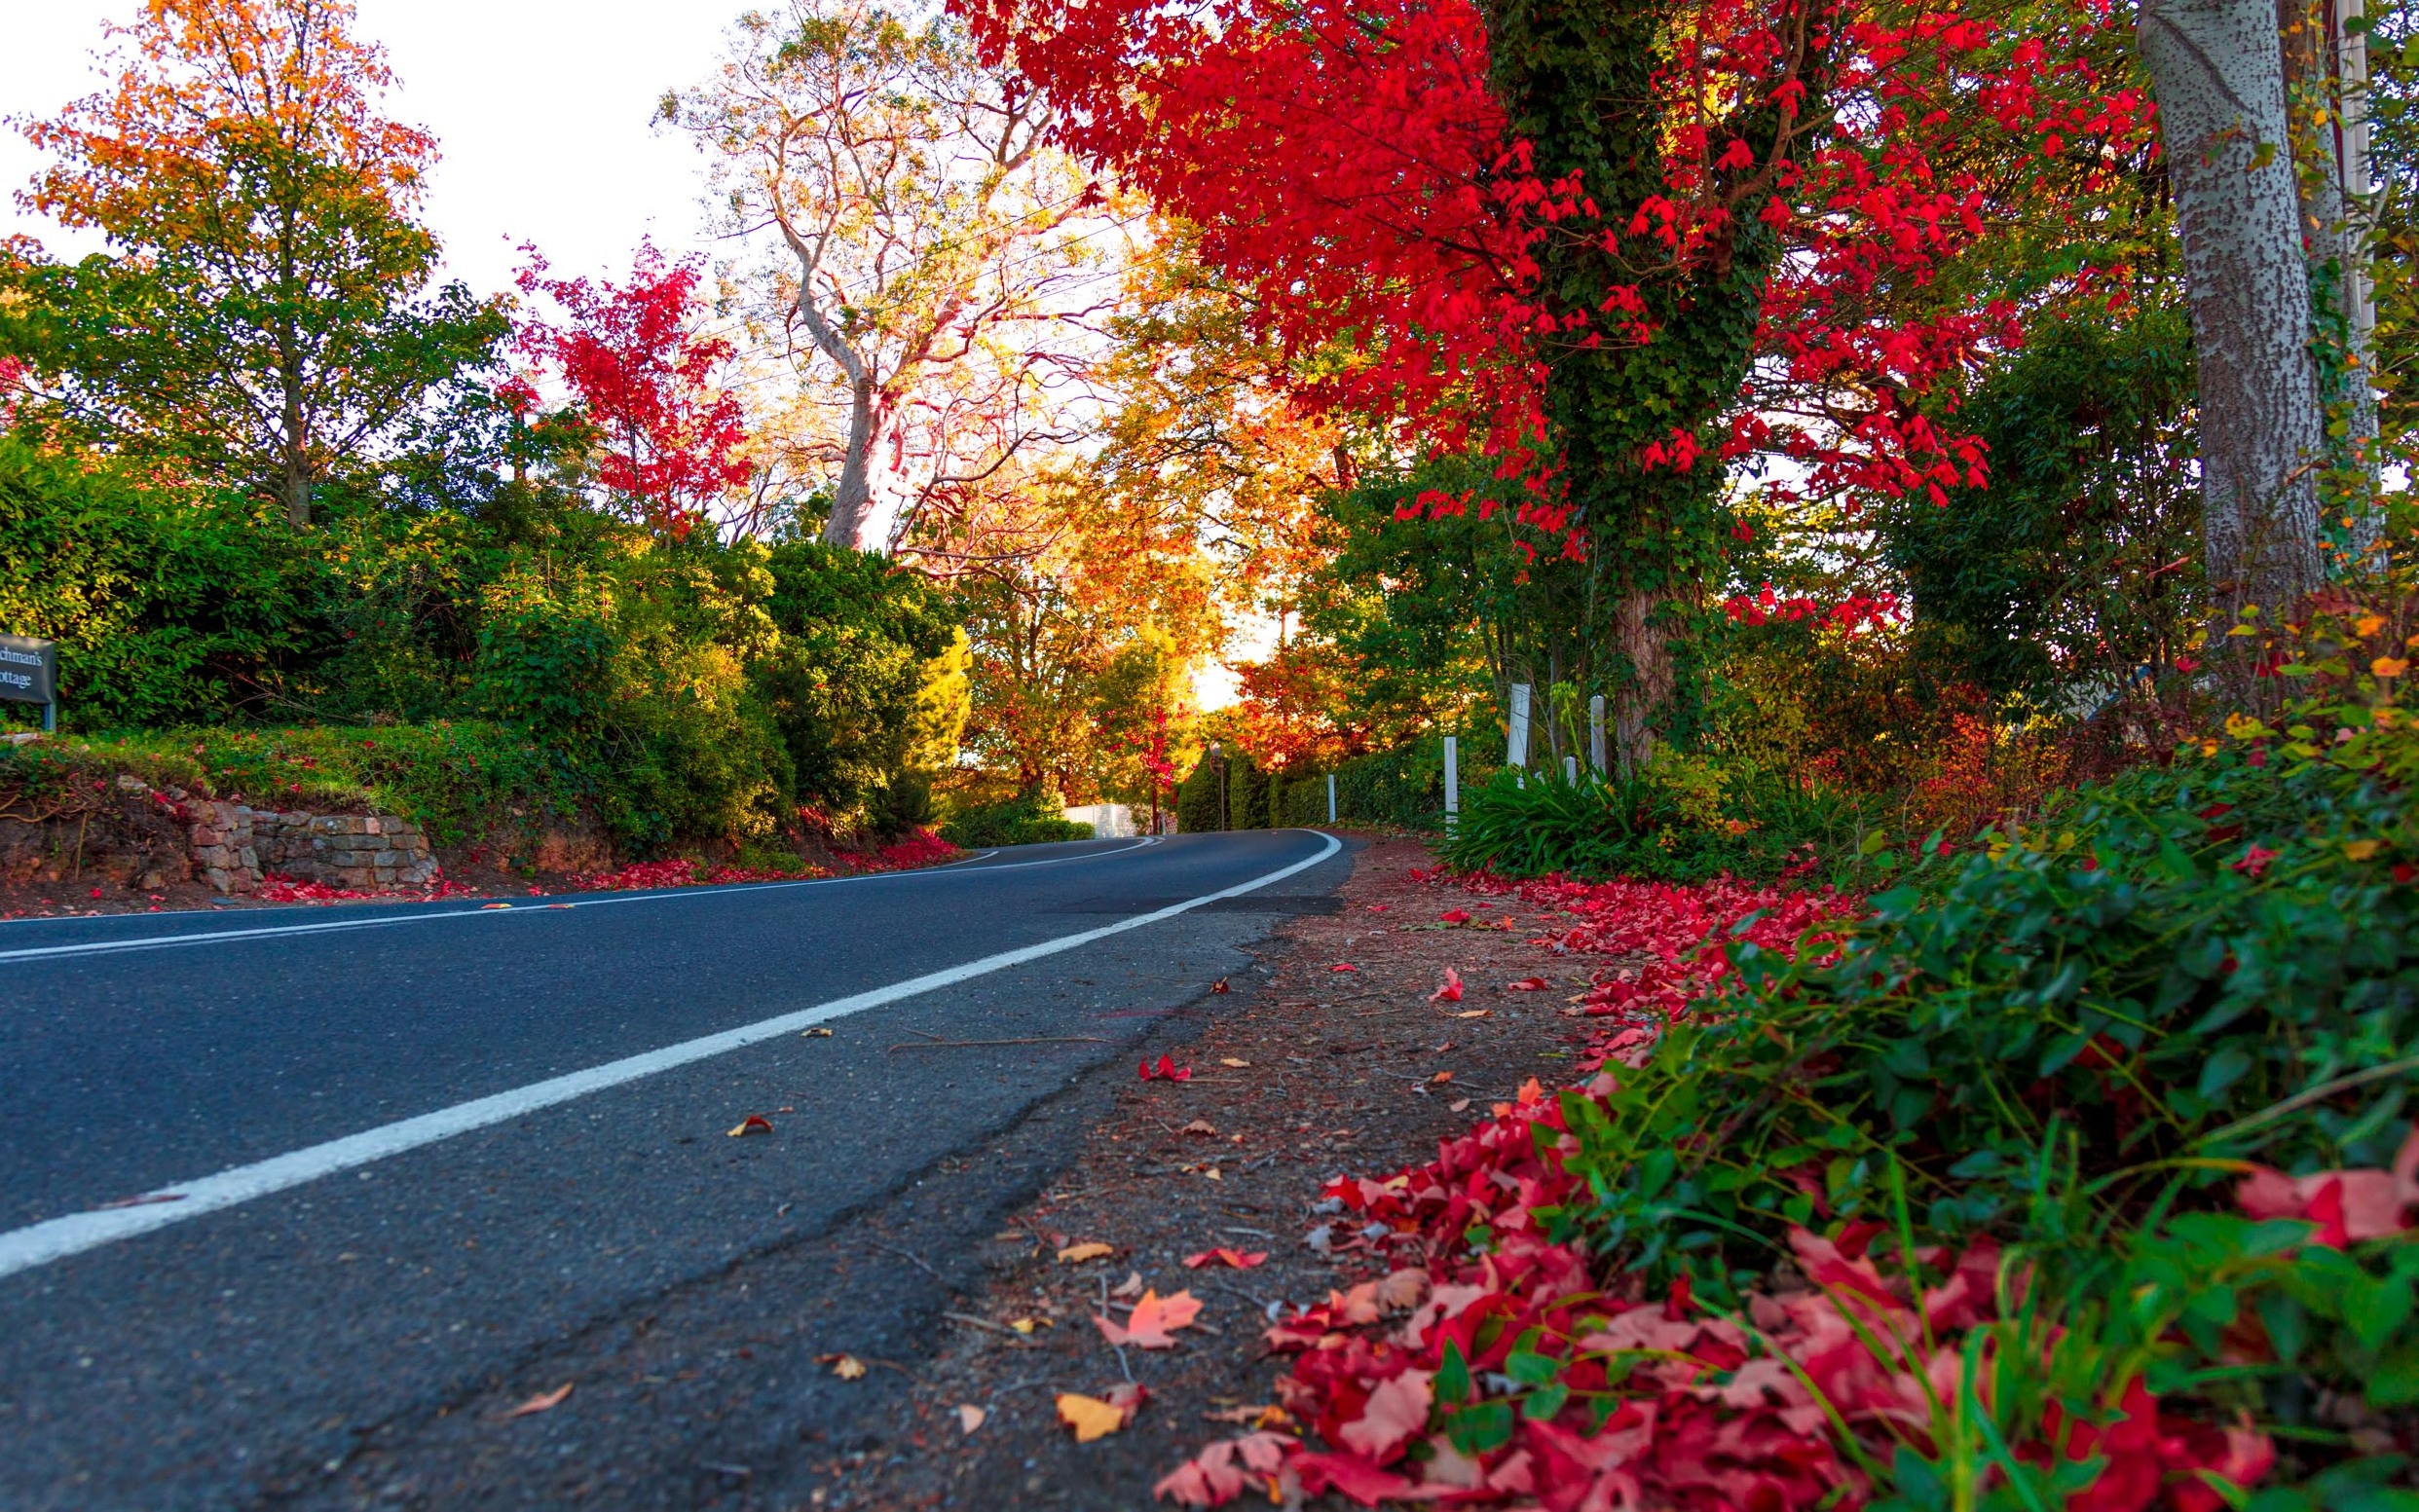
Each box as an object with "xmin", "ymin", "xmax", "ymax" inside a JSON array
[{"xmin": 846, "ymin": 838, "xmax": 1645, "ymax": 1509}]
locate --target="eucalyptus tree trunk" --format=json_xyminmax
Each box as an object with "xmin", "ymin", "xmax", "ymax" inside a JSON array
[
  {"xmin": 824, "ymin": 377, "xmax": 886, "ymax": 551},
  {"xmin": 2139, "ymin": 0, "xmax": 2327, "ymax": 642}
]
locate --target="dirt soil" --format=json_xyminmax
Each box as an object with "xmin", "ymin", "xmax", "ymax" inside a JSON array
[{"xmin": 828, "ymin": 837, "xmax": 1597, "ymax": 1511}]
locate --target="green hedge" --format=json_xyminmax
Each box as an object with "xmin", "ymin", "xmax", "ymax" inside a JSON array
[
  {"xmin": 1268, "ymin": 734, "xmax": 1501, "ymax": 831},
  {"xmin": 940, "ymin": 790, "xmax": 1096, "ymax": 847}
]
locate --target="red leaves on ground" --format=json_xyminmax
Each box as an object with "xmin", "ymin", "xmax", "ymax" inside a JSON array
[
  {"xmin": 1430, "ymin": 967, "xmax": 1464, "ymax": 1003},
  {"xmin": 1329, "ymin": 962, "xmax": 1358, "ymax": 973},
  {"xmin": 2236, "ymin": 1126, "xmax": 2419, "ymax": 1247},
  {"xmin": 1153, "ymin": 1430, "xmax": 1295, "ymax": 1505},
  {"xmin": 1140, "ymin": 1055, "xmax": 1193, "ymax": 1083},
  {"xmin": 1182, "ymin": 1248, "xmax": 1268, "ymax": 1270},
  {"xmin": 566, "ymin": 831, "xmax": 956, "ymax": 894},
  {"xmin": 1502, "ymin": 976, "xmax": 1548, "ymax": 991},
  {"xmin": 1439, "ymin": 908, "xmax": 1472, "ymax": 924},
  {"xmin": 1151, "ymin": 867, "xmax": 2276, "ymax": 1512},
  {"xmin": 254, "ymin": 872, "xmax": 480, "ymax": 905},
  {"xmin": 1096, "ymin": 1289, "xmax": 1203, "ymax": 1348}
]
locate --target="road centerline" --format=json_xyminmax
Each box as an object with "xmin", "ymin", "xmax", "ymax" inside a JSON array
[{"xmin": 0, "ymin": 831, "xmax": 1340, "ymax": 1282}]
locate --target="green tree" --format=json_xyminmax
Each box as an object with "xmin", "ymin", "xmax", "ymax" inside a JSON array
[{"xmin": 4, "ymin": 0, "xmax": 503, "ymax": 525}]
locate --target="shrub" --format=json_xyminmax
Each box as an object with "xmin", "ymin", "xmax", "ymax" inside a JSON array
[
  {"xmin": 940, "ymin": 787, "xmax": 1095, "ymax": 847},
  {"xmin": 1176, "ymin": 749, "xmax": 1260, "ymax": 831},
  {"xmin": 1436, "ymin": 757, "xmax": 1862, "ymax": 881},
  {"xmin": 0, "ymin": 438, "xmax": 326, "ymax": 727}
]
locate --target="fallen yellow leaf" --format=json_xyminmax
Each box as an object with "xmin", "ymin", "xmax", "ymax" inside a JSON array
[
  {"xmin": 1058, "ymin": 1392, "xmax": 1127, "ymax": 1442},
  {"xmin": 1219, "ymin": 1057, "xmax": 1250, "ymax": 1068},
  {"xmin": 1455, "ymin": 1009, "xmax": 1493, "ymax": 1019},
  {"xmin": 1008, "ymin": 1316, "xmax": 1043, "ymax": 1334},
  {"xmin": 502, "ymin": 1383, "xmax": 574, "ymax": 1419},
  {"xmin": 1058, "ymin": 1241, "xmax": 1114, "ymax": 1264},
  {"xmin": 828, "ymin": 1354, "xmax": 867, "ymax": 1380}
]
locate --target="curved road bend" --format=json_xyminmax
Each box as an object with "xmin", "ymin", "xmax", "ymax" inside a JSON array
[{"xmin": 0, "ymin": 828, "xmax": 1358, "ymax": 1510}]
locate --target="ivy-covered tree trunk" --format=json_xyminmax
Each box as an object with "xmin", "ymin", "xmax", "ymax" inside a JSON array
[
  {"xmin": 2139, "ymin": 0, "xmax": 2327, "ymax": 645},
  {"xmin": 1482, "ymin": 0, "xmax": 1772, "ymax": 775}
]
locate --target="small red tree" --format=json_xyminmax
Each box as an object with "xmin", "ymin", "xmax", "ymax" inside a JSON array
[{"xmin": 513, "ymin": 242, "xmax": 749, "ymax": 538}]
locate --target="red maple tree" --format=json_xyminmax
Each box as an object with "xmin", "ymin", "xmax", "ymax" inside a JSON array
[
  {"xmin": 963, "ymin": 0, "xmax": 2151, "ymax": 533},
  {"xmin": 512, "ymin": 242, "xmax": 749, "ymax": 539}
]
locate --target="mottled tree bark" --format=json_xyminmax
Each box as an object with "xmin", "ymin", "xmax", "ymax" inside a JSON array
[{"xmin": 2139, "ymin": 0, "xmax": 2326, "ymax": 639}]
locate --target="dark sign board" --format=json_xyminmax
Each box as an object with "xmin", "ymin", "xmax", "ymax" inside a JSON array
[{"xmin": 0, "ymin": 636, "xmax": 55, "ymax": 706}]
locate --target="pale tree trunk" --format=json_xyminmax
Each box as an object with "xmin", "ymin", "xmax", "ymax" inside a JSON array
[
  {"xmin": 2140, "ymin": 0, "xmax": 2326, "ymax": 647},
  {"xmin": 824, "ymin": 377, "xmax": 886, "ymax": 551},
  {"xmin": 1611, "ymin": 588, "xmax": 1672, "ymax": 778},
  {"xmin": 2281, "ymin": 0, "xmax": 2381, "ymax": 512}
]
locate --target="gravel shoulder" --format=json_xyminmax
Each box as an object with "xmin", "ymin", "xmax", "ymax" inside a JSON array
[{"xmin": 838, "ymin": 836, "xmax": 1599, "ymax": 1511}]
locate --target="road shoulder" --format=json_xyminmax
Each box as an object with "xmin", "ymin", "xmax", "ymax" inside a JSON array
[{"xmin": 842, "ymin": 835, "xmax": 1592, "ymax": 1510}]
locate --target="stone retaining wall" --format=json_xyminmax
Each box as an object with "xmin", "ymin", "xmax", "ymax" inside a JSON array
[{"xmin": 186, "ymin": 800, "xmax": 437, "ymax": 894}]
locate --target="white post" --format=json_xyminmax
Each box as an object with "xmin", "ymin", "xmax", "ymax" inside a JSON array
[
  {"xmin": 1442, "ymin": 735, "xmax": 1459, "ymax": 830},
  {"xmin": 1507, "ymin": 683, "xmax": 1532, "ymax": 769},
  {"xmin": 1564, "ymin": 756, "xmax": 1578, "ymax": 785},
  {"xmin": 1326, "ymin": 772, "xmax": 1337, "ymax": 824},
  {"xmin": 1588, "ymin": 694, "xmax": 1607, "ymax": 774}
]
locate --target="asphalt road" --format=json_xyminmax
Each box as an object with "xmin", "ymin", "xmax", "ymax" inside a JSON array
[{"xmin": 0, "ymin": 828, "xmax": 1357, "ymax": 1510}]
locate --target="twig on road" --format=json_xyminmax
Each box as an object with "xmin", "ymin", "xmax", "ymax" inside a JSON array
[
  {"xmin": 943, "ymin": 1311, "xmax": 1038, "ymax": 1345},
  {"xmin": 875, "ymin": 1242, "xmax": 946, "ymax": 1281}
]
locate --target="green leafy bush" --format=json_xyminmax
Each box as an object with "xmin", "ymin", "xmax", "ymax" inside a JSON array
[
  {"xmin": 0, "ymin": 437, "xmax": 327, "ymax": 726},
  {"xmin": 1259, "ymin": 734, "xmax": 1504, "ymax": 830},
  {"xmin": 1497, "ymin": 639, "xmax": 2419, "ymax": 1500},
  {"xmin": 940, "ymin": 787, "xmax": 1095, "ymax": 847},
  {"xmin": 1176, "ymin": 749, "xmax": 1261, "ymax": 831},
  {"xmin": 1437, "ymin": 756, "xmax": 1862, "ymax": 881}
]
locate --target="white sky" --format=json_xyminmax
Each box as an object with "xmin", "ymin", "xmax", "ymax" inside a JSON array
[{"xmin": 1, "ymin": 0, "xmax": 729, "ymax": 297}]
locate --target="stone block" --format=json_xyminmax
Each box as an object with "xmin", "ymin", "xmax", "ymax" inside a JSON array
[{"xmin": 238, "ymin": 848, "xmax": 258, "ymax": 870}]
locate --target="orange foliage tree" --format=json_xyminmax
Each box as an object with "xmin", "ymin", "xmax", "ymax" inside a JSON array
[{"xmin": 9, "ymin": 0, "xmax": 500, "ymax": 524}]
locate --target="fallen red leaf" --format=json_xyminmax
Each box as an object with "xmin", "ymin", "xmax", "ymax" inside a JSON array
[
  {"xmin": 1140, "ymin": 1054, "xmax": 1194, "ymax": 1082},
  {"xmin": 1096, "ymin": 1288, "xmax": 1203, "ymax": 1348},
  {"xmin": 726, "ymin": 1114, "xmax": 774, "ymax": 1136},
  {"xmin": 1429, "ymin": 967, "xmax": 1464, "ymax": 1003},
  {"xmin": 1329, "ymin": 962, "xmax": 1358, "ymax": 973},
  {"xmin": 1504, "ymin": 977, "xmax": 1549, "ymax": 991},
  {"xmin": 1440, "ymin": 908, "xmax": 1471, "ymax": 924},
  {"xmin": 1183, "ymin": 1247, "xmax": 1269, "ymax": 1270}
]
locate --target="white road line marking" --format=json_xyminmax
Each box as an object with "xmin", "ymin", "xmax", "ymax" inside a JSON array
[
  {"xmin": 0, "ymin": 831, "xmax": 1342, "ymax": 1281},
  {"xmin": 0, "ymin": 836, "xmax": 1163, "ymax": 965}
]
